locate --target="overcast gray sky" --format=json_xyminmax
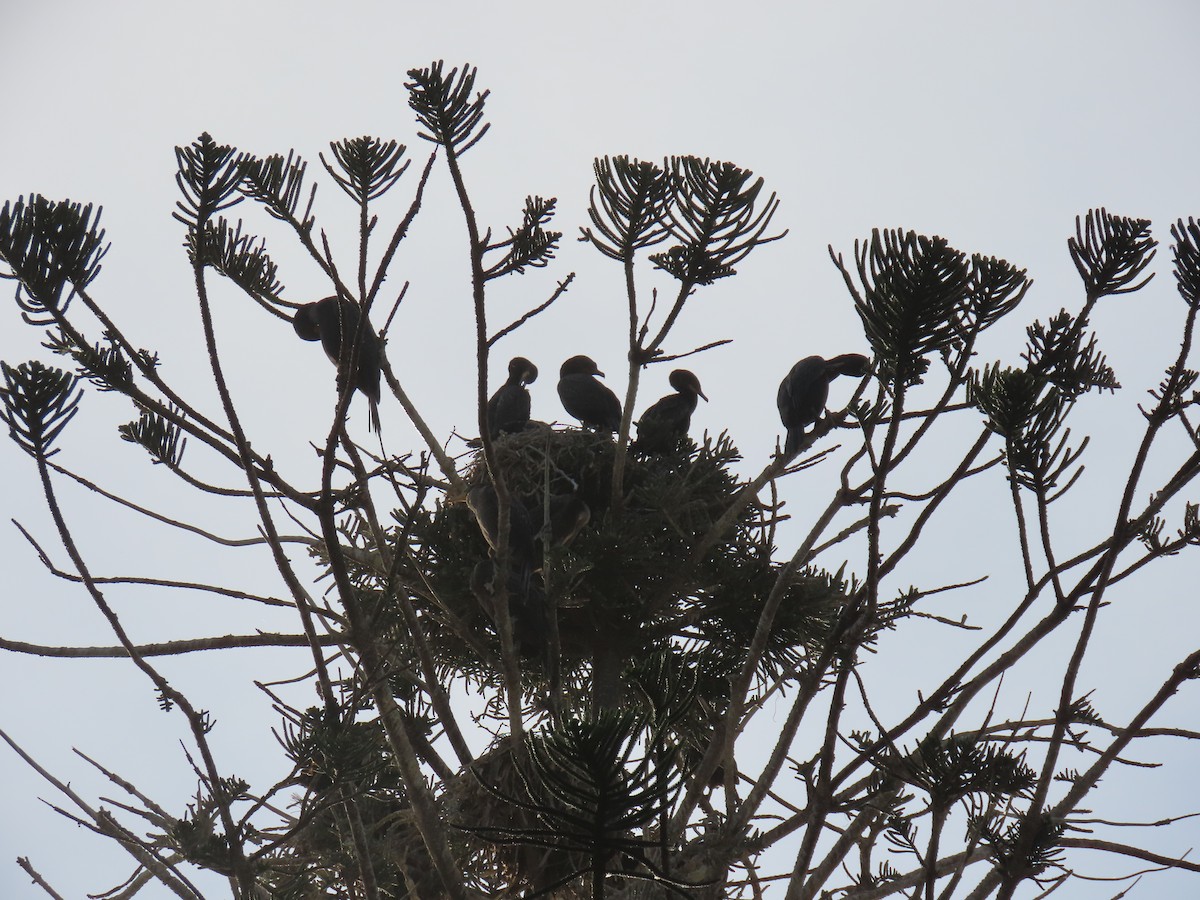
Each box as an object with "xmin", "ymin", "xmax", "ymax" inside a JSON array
[{"xmin": 3, "ymin": 2, "xmax": 1200, "ymax": 897}]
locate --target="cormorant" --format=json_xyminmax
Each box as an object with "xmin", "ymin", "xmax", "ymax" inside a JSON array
[
  {"xmin": 487, "ymin": 356, "xmax": 538, "ymax": 439},
  {"xmin": 294, "ymin": 296, "xmax": 383, "ymax": 431},
  {"xmin": 530, "ymin": 494, "xmax": 592, "ymax": 549},
  {"xmin": 632, "ymin": 369, "xmax": 708, "ymax": 454},
  {"xmin": 777, "ymin": 354, "xmax": 870, "ymax": 455},
  {"xmin": 466, "ymin": 483, "xmax": 536, "ymax": 565},
  {"xmin": 470, "ymin": 558, "xmax": 546, "ymax": 657},
  {"xmin": 557, "ymin": 355, "xmax": 622, "ymax": 432}
]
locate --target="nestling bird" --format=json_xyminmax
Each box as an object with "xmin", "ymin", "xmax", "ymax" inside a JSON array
[
  {"xmin": 632, "ymin": 369, "xmax": 708, "ymax": 454},
  {"xmin": 293, "ymin": 296, "xmax": 383, "ymax": 431},
  {"xmin": 468, "ymin": 484, "xmax": 547, "ymax": 656},
  {"xmin": 530, "ymin": 494, "xmax": 592, "ymax": 549},
  {"xmin": 777, "ymin": 354, "xmax": 870, "ymax": 455},
  {"xmin": 557, "ymin": 355, "xmax": 622, "ymax": 432},
  {"xmin": 470, "ymin": 558, "xmax": 547, "ymax": 657},
  {"xmin": 487, "ymin": 356, "xmax": 538, "ymax": 439},
  {"xmin": 466, "ymin": 483, "xmax": 536, "ymax": 565}
]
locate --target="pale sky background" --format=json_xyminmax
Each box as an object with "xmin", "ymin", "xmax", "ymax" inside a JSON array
[{"xmin": 2, "ymin": 2, "xmax": 1200, "ymax": 897}]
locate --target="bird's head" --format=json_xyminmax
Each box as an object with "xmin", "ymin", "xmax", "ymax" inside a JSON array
[
  {"xmin": 560, "ymin": 355, "xmax": 603, "ymax": 378},
  {"xmin": 829, "ymin": 353, "xmax": 871, "ymax": 379},
  {"xmin": 669, "ymin": 368, "xmax": 708, "ymax": 402},
  {"xmin": 292, "ymin": 303, "xmax": 322, "ymax": 341},
  {"xmin": 510, "ymin": 356, "xmax": 539, "ymax": 385}
]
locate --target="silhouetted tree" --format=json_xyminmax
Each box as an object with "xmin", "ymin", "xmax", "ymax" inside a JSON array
[{"xmin": 2, "ymin": 62, "xmax": 1199, "ymax": 899}]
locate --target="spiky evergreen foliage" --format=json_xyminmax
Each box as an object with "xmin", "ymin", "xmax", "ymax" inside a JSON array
[
  {"xmin": 185, "ymin": 216, "xmax": 284, "ymax": 299},
  {"xmin": 118, "ymin": 405, "xmax": 187, "ymax": 467},
  {"xmin": 1068, "ymin": 208, "xmax": 1156, "ymax": 300},
  {"xmin": 959, "ymin": 254, "xmax": 1032, "ymax": 335},
  {"xmin": 1022, "ymin": 309, "xmax": 1119, "ymax": 397},
  {"xmin": 968, "ymin": 365, "xmax": 1085, "ymax": 493},
  {"xmin": 0, "ymin": 194, "xmax": 108, "ymax": 320},
  {"xmin": 443, "ymin": 667, "xmax": 724, "ymax": 898},
  {"xmin": 321, "ymin": 136, "xmax": 410, "ymax": 204},
  {"xmin": 42, "ymin": 328, "xmax": 138, "ymax": 392},
  {"xmin": 837, "ymin": 228, "xmax": 972, "ymax": 389},
  {"xmin": 0, "ymin": 361, "xmax": 82, "ymax": 459},
  {"xmin": 485, "ymin": 196, "xmax": 562, "ymax": 279},
  {"xmin": 240, "ymin": 151, "xmax": 316, "ymax": 228},
  {"xmin": 389, "ymin": 427, "xmax": 851, "ymax": 702},
  {"xmin": 406, "ymin": 61, "xmax": 490, "ymax": 156},
  {"xmin": 1173, "ymin": 217, "xmax": 1200, "ymax": 308},
  {"xmin": 456, "ymin": 713, "xmax": 691, "ymax": 895},
  {"xmin": 411, "ymin": 431, "xmax": 694, "ymax": 664},
  {"xmin": 264, "ymin": 712, "xmax": 448, "ymax": 899},
  {"xmin": 580, "ymin": 156, "xmax": 672, "ymax": 262},
  {"xmin": 172, "ymin": 133, "xmax": 246, "ymax": 231},
  {"xmin": 294, "ymin": 422, "xmax": 859, "ymax": 895},
  {"xmin": 4, "ymin": 59, "xmax": 1200, "ymax": 900},
  {"xmin": 974, "ymin": 815, "xmax": 1067, "ymax": 881},
  {"xmin": 649, "ymin": 158, "xmax": 783, "ymax": 286},
  {"xmin": 872, "ymin": 733, "xmax": 1037, "ymax": 811}
]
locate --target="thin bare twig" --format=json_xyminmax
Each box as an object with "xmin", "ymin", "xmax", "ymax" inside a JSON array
[
  {"xmin": 0, "ymin": 632, "xmax": 345, "ymax": 658},
  {"xmin": 16, "ymin": 858, "xmax": 66, "ymax": 900}
]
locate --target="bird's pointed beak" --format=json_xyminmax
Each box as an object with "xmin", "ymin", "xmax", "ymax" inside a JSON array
[
  {"xmin": 595, "ymin": 369, "xmax": 606, "ymax": 378},
  {"xmin": 699, "ymin": 389, "xmax": 709, "ymax": 402}
]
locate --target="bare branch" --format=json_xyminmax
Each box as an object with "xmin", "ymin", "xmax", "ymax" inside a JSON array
[{"xmin": 0, "ymin": 632, "xmax": 345, "ymax": 658}]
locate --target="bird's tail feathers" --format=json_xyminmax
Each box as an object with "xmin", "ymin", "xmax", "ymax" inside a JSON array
[{"xmin": 784, "ymin": 427, "xmax": 804, "ymax": 457}]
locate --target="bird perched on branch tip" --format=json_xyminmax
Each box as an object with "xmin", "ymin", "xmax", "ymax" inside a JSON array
[
  {"xmin": 293, "ymin": 296, "xmax": 383, "ymax": 432},
  {"xmin": 777, "ymin": 354, "xmax": 870, "ymax": 455}
]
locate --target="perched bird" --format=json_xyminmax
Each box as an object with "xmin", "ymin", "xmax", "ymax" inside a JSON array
[
  {"xmin": 470, "ymin": 558, "xmax": 546, "ymax": 657},
  {"xmin": 777, "ymin": 354, "xmax": 870, "ymax": 455},
  {"xmin": 632, "ymin": 369, "xmax": 708, "ymax": 454},
  {"xmin": 466, "ymin": 483, "xmax": 536, "ymax": 565},
  {"xmin": 530, "ymin": 494, "xmax": 592, "ymax": 549},
  {"xmin": 557, "ymin": 355, "xmax": 622, "ymax": 432},
  {"xmin": 467, "ymin": 483, "xmax": 548, "ymax": 657},
  {"xmin": 487, "ymin": 356, "xmax": 538, "ymax": 439},
  {"xmin": 294, "ymin": 296, "xmax": 383, "ymax": 431}
]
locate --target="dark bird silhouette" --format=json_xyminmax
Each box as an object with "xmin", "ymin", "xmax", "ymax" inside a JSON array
[
  {"xmin": 294, "ymin": 296, "xmax": 383, "ymax": 431},
  {"xmin": 777, "ymin": 354, "xmax": 870, "ymax": 455},
  {"xmin": 467, "ymin": 484, "xmax": 548, "ymax": 656},
  {"xmin": 466, "ymin": 484, "xmax": 536, "ymax": 565},
  {"xmin": 487, "ymin": 356, "xmax": 538, "ymax": 439},
  {"xmin": 466, "ymin": 484, "xmax": 545, "ymax": 651},
  {"xmin": 633, "ymin": 369, "xmax": 708, "ymax": 454},
  {"xmin": 470, "ymin": 558, "xmax": 546, "ymax": 657},
  {"xmin": 557, "ymin": 355, "xmax": 622, "ymax": 432},
  {"xmin": 548, "ymin": 495, "xmax": 591, "ymax": 548},
  {"xmin": 530, "ymin": 494, "xmax": 592, "ymax": 549}
]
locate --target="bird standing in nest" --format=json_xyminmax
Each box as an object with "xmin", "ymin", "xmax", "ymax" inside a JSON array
[
  {"xmin": 557, "ymin": 355, "xmax": 622, "ymax": 433},
  {"xmin": 487, "ymin": 356, "xmax": 538, "ymax": 439},
  {"xmin": 632, "ymin": 369, "xmax": 708, "ymax": 454}
]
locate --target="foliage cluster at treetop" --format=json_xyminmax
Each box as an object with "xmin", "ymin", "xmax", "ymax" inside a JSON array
[{"xmin": 2, "ymin": 61, "xmax": 1199, "ymax": 899}]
